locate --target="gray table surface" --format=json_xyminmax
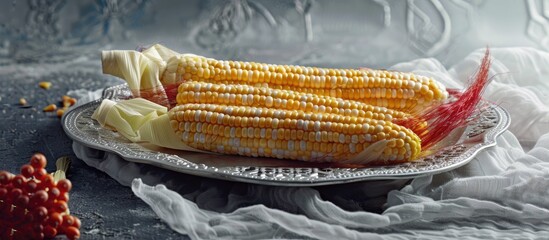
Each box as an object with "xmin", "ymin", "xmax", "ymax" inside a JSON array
[{"xmin": 0, "ymin": 66, "xmax": 188, "ymax": 239}]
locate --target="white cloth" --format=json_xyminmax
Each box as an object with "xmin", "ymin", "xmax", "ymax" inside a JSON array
[{"xmin": 72, "ymin": 48, "xmax": 549, "ymax": 239}]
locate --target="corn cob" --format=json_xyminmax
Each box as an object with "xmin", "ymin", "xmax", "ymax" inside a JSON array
[
  {"xmin": 176, "ymin": 81, "xmax": 411, "ymax": 122},
  {"xmin": 168, "ymin": 103, "xmax": 421, "ymax": 163},
  {"xmin": 162, "ymin": 54, "xmax": 448, "ymax": 113}
]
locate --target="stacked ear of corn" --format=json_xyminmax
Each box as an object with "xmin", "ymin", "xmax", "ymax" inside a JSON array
[
  {"xmin": 163, "ymin": 54, "xmax": 448, "ymax": 114},
  {"xmin": 95, "ymin": 44, "xmax": 490, "ymax": 165}
]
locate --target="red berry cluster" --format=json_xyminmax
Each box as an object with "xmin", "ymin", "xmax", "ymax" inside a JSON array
[{"xmin": 0, "ymin": 153, "xmax": 80, "ymax": 239}]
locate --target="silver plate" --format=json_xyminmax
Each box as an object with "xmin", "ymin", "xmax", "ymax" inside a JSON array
[{"xmin": 62, "ymin": 84, "xmax": 510, "ymax": 186}]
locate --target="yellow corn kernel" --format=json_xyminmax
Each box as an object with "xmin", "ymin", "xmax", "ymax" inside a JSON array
[
  {"xmin": 61, "ymin": 95, "xmax": 77, "ymax": 108},
  {"xmin": 19, "ymin": 98, "xmax": 27, "ymax": 106},
  {"xmin": 43, "ymin": 104, "xmax": 57, "ymax": 112},
  {"xmin": 39, "ymin": 81, "xmax": 52, "ymax": 90}
]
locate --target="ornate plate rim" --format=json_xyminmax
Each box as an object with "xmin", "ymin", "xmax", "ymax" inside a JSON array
[{"xmin": 62, "ymin": 84, "xmax": 510, "ymax": 186}]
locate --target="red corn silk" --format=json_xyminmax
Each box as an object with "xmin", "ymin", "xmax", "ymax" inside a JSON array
[{"xmin": 395, "ymin": 48, "xmax": 492, "ymax": 150}]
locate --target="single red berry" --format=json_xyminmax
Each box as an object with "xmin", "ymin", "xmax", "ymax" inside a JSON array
[
  {"xmin": 25, "ymin": 180, "xmax": 38, "ymax": 193},
  {"xmin": 48, "ymin": 187, "xmax": 60, "ymax": 199},
  {"xmin": 0, "ymin": 171, "xmax": 13, "ymax": 185},
  {"xmin": 31, "ymin": 223, "xmax": 44, "ymax": 235},
  {"xmin": 64, "ymin": 226, "xmax": 80, "ymax": 240},
  {"xmin": 33, "ymin": 168, "xmax": 48, "ymax": 180},
  {"xmin": 14, "ymin": 195, "xmax": 29, "ymax": 207},
  {"xmin": 20, "ymin": 164, "xmax": 35, "ymax": 178},
  {"xmin": 38, "ymin": 175, "xmax": 55, "ymax": 189},
  {"xmin": 30, "ymin": 190, "xmax": 48, "ymax": 206},
  {"xmin": 61, "ymin": 215, "xmax": 75, "ymax": 228},
  {"xmin": 43, "ymin": 225, "xmax": 57, "ymax": 238},
  {"xmin": 32, "ymin": 206, "xmax": 48, "ymax": 222},
  {"xmin": 30, "ymin": 153, "xmax": 47, "ymax": 169},
  {"xmin": 58, "ymin": 192, "xmax": 69, "ymax": 202},
  {"xmin": 53, "ymin": 200, "xmax": 68, "ymax": 213},
  {"xmin": 71, "ymin": 216, "xmax": 81, "ymax": 228},
  {"xmin": 12, "ymin": 175, "xmax": 26, "ymax": 189},
  {"xmin": 46, "ymin": 212, "xmax": 63, "ymax": 228},
  {"xmin": 56, "ymin": 179, "xmax": 72, "ymax": 193},
  {"xmin": 10, "ymin": 188, "xmax": 23, "ymax": 200}
]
